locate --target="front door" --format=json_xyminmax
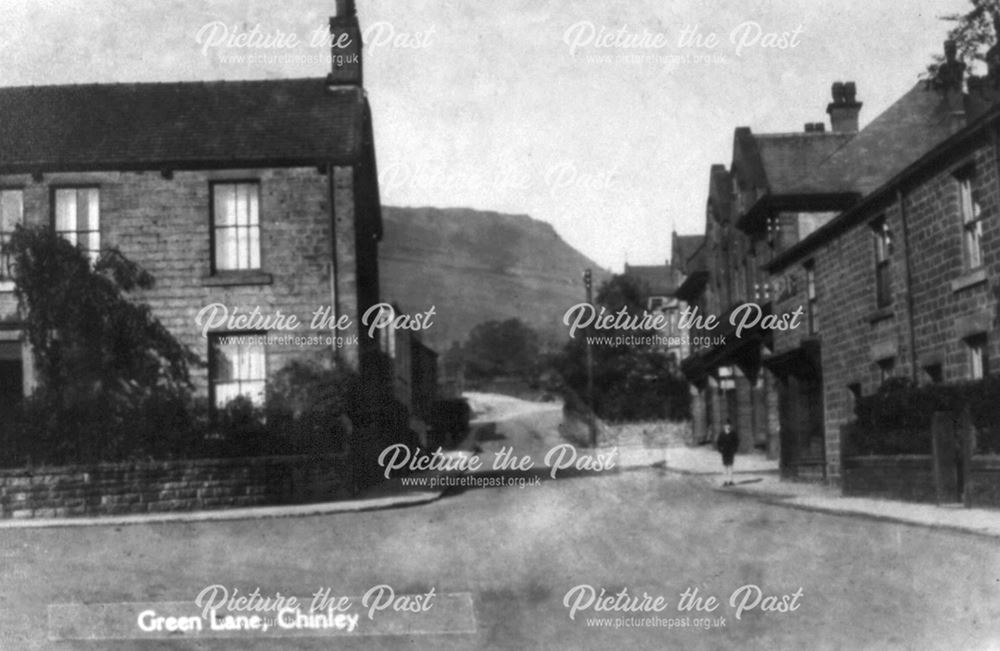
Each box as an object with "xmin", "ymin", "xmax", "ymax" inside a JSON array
[
  {"xmin": 0, "ymin": 357, "xmax": 23, "ymax": 464},
  {"xmin": 778, "ymin": 372, "xmax": 825, "ymax": 478}
]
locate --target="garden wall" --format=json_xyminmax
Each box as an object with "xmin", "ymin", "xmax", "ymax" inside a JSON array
[
  {"xmin": 0, "ymin": 453, "xmax": 353, "ymax": 519},
  {"xmin": 842, "ymin": 455, "xmax": 1000, "ymax": 508}
]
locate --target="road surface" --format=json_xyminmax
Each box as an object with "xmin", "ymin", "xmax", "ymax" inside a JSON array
[{"xmin": 2, "ymin": 394, "xmax": 999, "ymax": 650}]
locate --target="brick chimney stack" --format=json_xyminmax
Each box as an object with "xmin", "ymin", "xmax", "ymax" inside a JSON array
[
  {"xmin": 826, "ymin": 81, "xmax": 862, "ymax": 133},
  {"xmin": 934, "ymin": 40, "xmax": 966, "ymax": 131},
  {"xmin": 327, "ymin": 0, "xmax": 362, "ymax": 87}
]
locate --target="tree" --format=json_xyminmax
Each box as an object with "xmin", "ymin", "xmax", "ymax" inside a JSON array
[
  {"xmin": 552, "ymin": 274, "xmax": 690, "ymax": 421},
  {"xmin": 7, "ymin": 225, "xmax": 196, "ymax": 405},
  {"xmin": 927, "ymin": 0, "xmax": 1000, "ymax": 77},
  {"xmin": 464, "ymin": 318, "xmax": 540, "ymax": 379},
  {"xmin": 0, "ymin": 225, "xmax": 204, "ymax": 465}
]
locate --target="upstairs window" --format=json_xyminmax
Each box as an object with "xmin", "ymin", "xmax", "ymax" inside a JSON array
[
  {"xmin": 872, "ymin": 217, "xmax": 892, "ymax": 308},
  {"xmin": 209, "ymin": 333, "xmax": 266, "ymax": 408},
  {"xmin": 212, "ymin": 182, "xmax": 260, "ymax": 272},
  {"xmin": 54, "ymin": 187, "xmax": 100, "ymax": 262},
  {"xmin": 0, "ymin": 189, "xmax": 23, "ymax": 284},
  {"xmin": 956, "ymin": 168, "xmax": 983, "ymax": 270}
]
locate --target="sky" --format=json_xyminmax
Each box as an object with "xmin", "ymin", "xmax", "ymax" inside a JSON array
[{"xmin": 0, "ymin": 0, "xmax": 972, "ymax": 271}]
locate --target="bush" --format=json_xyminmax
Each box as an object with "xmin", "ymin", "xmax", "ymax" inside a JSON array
[
  {"xmin": 846, "ymin": 375, "xmax": 1000, "ymax": 456},
  {"xmin": 552, "ymin": 337, "xmax": 690, "ymax": 422},
  {"xmin": 0, "ymin": 384, "xmax": 203, "ymax": 467},
  {"xmin": 464, "ymin": 318, "xmax": 540, "ymax": 380},
  {"xmin": 264, "ymin": 359, "xmax": 358, "ymax": 455},
  {"xmin": 549, "ymin": 273, "xmax": 690, "ymax": 422},
  {"xmin": 0, "ymin": 358, "xmax": 360, "ymax": 469},
  {"xmin": 0, "ymin": 226, "xmax": 361, "ymax": 468}
]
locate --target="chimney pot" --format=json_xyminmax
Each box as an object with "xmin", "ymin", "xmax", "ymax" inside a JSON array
[
  {"xmin": 831, "ymin": 81, "xmax": 845, "ymax": 104},
  {"xmin": 827, "ymin": 81, "xmax": 861, "ymax": 133},
  {"xmin": 844, "ymin": 82, "xmax": 856, "ymax": 103}
]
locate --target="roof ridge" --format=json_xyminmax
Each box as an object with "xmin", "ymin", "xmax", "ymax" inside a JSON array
[{"xmin": 0, "ymin": 77, "xmax": 327, "ymax": 91}]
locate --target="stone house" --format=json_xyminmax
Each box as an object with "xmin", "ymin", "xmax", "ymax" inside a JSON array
[
  {"xmin": 679, "ymin": 86, "xmax": 861, "ymax": 465},
  {"xmin": 0, "ymin": 1, "xmax": 428, "ymax": 458},
  {"xmin": 762, "ymin": 45, "xmax": 1000, "ymax": 482},
  {"xmin": 622, "ymin": 231, "xmax": 701, "ymax": 371}
]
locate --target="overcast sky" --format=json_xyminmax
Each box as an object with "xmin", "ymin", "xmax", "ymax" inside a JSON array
[{"xmin": 0, "ymin": 0, "xmax": 971, "ymax": 271}]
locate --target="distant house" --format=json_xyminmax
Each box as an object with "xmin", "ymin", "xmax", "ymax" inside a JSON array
[
  {"xmin": 623, "ymin": 229, "xmax": 700, "ymax": 370},
  {"xmin": 0, "ymin": 1, "xmax": 432, "ymax": 468}
]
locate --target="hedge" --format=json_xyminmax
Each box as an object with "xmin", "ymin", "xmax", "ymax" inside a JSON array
[{"xmin": 845, "ymin": 376, "xmax": 1000, "ymax": 456}]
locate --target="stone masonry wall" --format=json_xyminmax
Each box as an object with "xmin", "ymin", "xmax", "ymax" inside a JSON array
[
  {"xmin": 904, "ymin": 135, "xmax": 999, "ymax": 385},
  {"xmin": 0, "ymin": 453, "xmax": 353, "ymax": 519},
  {"xmin": 813, "ymin": 130, "xmax": 1000, "ymax": 480},
  {"xmin": 0, "ymin": 165, "xmax": 362, "ymax": 395},
  {"xmin": 811, "ymin": 196, "xmax": 906, "ymax": 480},
  {"xmin": 843, "ymin": 454, "xmax": 1000, "ymax": 508}
]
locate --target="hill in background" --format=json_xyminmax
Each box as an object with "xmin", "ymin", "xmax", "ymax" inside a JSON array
[{"xmin": 379, "ymin": 206, "xmax": 611, "ymax": 353}]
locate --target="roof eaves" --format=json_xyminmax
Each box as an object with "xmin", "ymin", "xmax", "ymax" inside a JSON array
[{"xmin": 763, "ymin": 101, "xmax": 1000, "ymax": 273}]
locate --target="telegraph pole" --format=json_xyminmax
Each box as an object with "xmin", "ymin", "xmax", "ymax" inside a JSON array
[{"xmin": 583, "ymin": 268, "xmax": 596, "ymax": 448}]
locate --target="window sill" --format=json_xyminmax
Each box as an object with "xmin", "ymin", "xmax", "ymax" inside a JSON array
[
  {"xmin": 866, "ymin": 306, "xmax": 894, "ymax": 324},
  {"xmin": 0, "ymin": 280, "xmax": 14, "ymax": 293},
  {"xmin": 950, "ymin": 267, "xmax": 987, "ymax": 293},
  {"xmin": 201, "ymin": 271, "xmax": 273, "ymax": 287}
]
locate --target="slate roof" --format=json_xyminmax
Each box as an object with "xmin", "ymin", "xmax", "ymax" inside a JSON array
[
  {"xmin": 733, "ymin": 127, "xmax": 854, "ymax": 196},
  {"xmin": 671, "ymin": 234, "xmax": 704, "ymax": 272},
  {"xmin": 707, "ymin": 164, "xmax": 731, "ymax": 221},
  {"xmin": 765, "ymin": 85, "xmax": 1000, "ymax": 272},
  {"xmin": 0, "ymin": 78, "xmax": 367, "ymax": 172},
  {"xmin": 624, "ymin": 264, "xmax": 681, "ymax": 297},
  {"xmin": 786, "ymin": 82, "xmax": 960, "ymax": 196}
]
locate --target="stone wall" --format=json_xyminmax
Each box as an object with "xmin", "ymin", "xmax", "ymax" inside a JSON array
[
  {"xmin": 968, "ymin": 456, "xmax": 1000, "ymax": 507},
  {"xmin": 842, "ymin": 456, "xmax": 937, "ymax": 503},
  {"xmin": 842, "ymin": 454, "xmax": 1000, "ymax": 508},
  {"xmin": 0, "ymin": 164, "xmax": 366, "ymax": 395},
  {"xmin": 812, "ymin": 131, "xmax": 1000, "ymax": 479},
  {"xmin": 0, "ymin": 453, "xmax": 353, "ymax": 519}
]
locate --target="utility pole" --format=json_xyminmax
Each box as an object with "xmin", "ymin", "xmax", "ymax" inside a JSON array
[{"xmin": 583, "ymin": 268, "xmax": 596, "ymax": 448}]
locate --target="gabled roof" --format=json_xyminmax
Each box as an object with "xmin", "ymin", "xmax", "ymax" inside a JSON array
[
  {"xmin": 671, "ymin": 234, "xmax": 704, "ymax": 272},
  {"xmin": 624, "ymin": 264, "xmax": 681, "ymax": 297},
  {"xmin": 766, "ymin": 91, "xmax": 1000, "ymax": 273},
  {"xmin": 753, "ymin": 131, "xmax": 855, "ymax": 194},
  {"xmin": 0, "ymin": 78, "xmax": 367, "ymax": 172},
  {"xmin": 707, "ymin": 164, "xmax": 731, "ymax": 222},
  {"xmin": 732, "ymin": 127, "xmax": 853, "ymax": 195},
  {"xmin": 786, "ymin": 82, "xmax": 961, "ymax": 196}
]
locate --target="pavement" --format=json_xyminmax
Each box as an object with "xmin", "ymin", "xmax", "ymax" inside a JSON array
[
  {"xmin": 5, "ymin": 392, "xmax": 1000, "ymax": 539},
  {"xmin": 659, "ymin": 444, "xmax": 1000, "ymax": 539}
]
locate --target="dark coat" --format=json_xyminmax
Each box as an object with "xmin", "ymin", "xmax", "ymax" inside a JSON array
[{"xmin": 717, "ymin": 429, "xmax": 739, "ymax": 462}]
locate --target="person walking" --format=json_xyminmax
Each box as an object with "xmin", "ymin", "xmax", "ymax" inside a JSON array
[{"xmin": 717, "ymin": 420, "xmax": 739, "ymax": 486}]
